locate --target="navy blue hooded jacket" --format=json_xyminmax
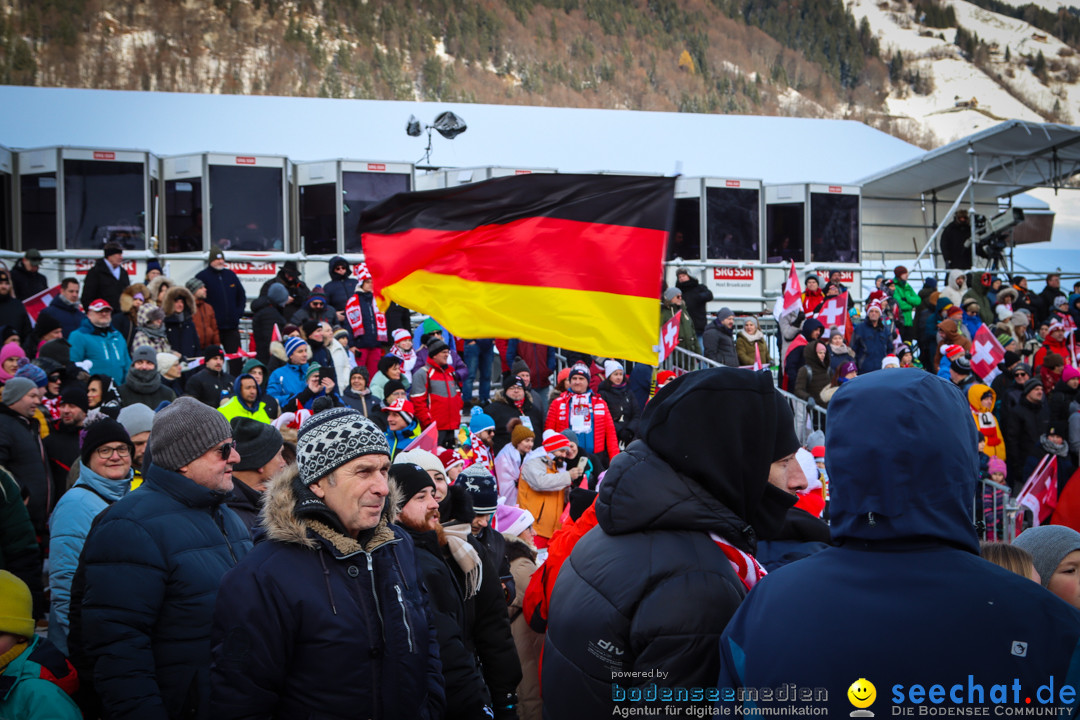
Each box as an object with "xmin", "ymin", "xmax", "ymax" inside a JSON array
[
  {"xmin": 210, "ymin": 465, "xmax": 445, "ymax": 720},
  {"xmin": 718, "ymin": 372, "xmax": 1080, "ymax": 717},
  {"xmin": 195, "ymin": 265, "xmax": 247, "ymax": 331},
  {"xmin": 542, "ymin": 369, "xmax": 796, "ymax": 718},
  {"xmin": 79, "ymin": 463, "xmax": 253, "ymax": 720},
  {"xmin": 851, "ymin": 315, "xmax": 892, "ymax": 374},
  {"xmin": 324, "ymin": 256, "xmax": 358, "ymax": 312}
]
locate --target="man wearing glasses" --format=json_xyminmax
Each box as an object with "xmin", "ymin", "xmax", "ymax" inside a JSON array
[
  {"xmin": 79, "ymin": 397, "xmax": 252, "ymax": 719},
  {"xmin": 47, "ymin": 418, "xmax": 134, "ymax": 655}
]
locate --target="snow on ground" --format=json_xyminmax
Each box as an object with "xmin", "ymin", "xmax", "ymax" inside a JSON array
[{"xmin": 993, "ymin": 0, "xmax": 1080, "ymax": 13}]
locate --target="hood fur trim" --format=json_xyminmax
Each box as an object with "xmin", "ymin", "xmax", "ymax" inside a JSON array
[
  {"xmin": 270, "ymin": 340, "xmax": 287, "ymax": 362},
  {"xmin": 261, "ymin": 462, "xmax": 403, "ymax": 553},
  {"xmin": 120, "ymin": 283, "xmax": 149, "ymax": 314},
  {"xmin": 147, "ymin": 276, "xmax": 175, "ymax": 305},
  {"xmin": 164, "ymin": 285, "xmax": 196, "ymax": 317}
]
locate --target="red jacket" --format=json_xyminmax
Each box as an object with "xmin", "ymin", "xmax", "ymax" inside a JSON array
[
  {"xmin": 1034, "ymin": 336, "xmax": 1073, "ymax": 373},
  {"xmin": 544, "ymin": 391, "xmax": 620, "ymax": 461},
  {"xmin": 523, "ymin": 501, "xmax": 598, "ymax": 635},
  {"xmin": 410, "ymin": 358, "xmax": 463, "ymax": 431}
]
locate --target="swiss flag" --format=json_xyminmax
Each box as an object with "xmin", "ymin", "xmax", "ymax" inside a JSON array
[
  {"xmin": 971, "ymin": 325, "xmax": 1005, "ymax": 382},
  {"xmin": 23, "ymin": 285, "xmax": 62, "ymax": 324},
  {"xmin": 812, "ymin": 291, "xmax": 848, "ymax": 332},
  {"xmin": 1017, "ymin": 454, "xmax": 1059, "ymax": 528},
  {"xmin": 405, "ymin": 421, "xmax": 439, "ymax": 453},
  {"xmin": 658, "ymin": 310, "xmax": 682, "ymax": 363},
  {"xmin": 772, "ymin": 260, "xmax": 802, "ymax": 321}
]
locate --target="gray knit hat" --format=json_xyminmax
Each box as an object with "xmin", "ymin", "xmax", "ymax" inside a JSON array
[
  {"xmin": 149, "ymin": 397, "xmax": 232, "ymax": 471},
  {"xmin": 1, "ymin": 377, "xmax": 35, "ymax": 406},
  {"xmin": 118, "ymin": 403, "xmax": 155, "ymax": 437},
  {"xmin": 1014, "ymin": 526, "xmax": 1080, "ymax": 589},
  {"xmin": 297, "ymin": 407, "xmax": 389, "ymax": 486},
  {"xmin": 716, "ymin": 307, "xmax": 734, "ymax": 322},
  {"xmin": 663, "ymin": 287, "xmax": 682, "ymax": 302},
  {"xmin": 185, "ymin": 277, "xmax": 205, "ymax": 293},
  {"xmin": 132, "ymin": 345, "xmax": 157, "ymax": 368}
]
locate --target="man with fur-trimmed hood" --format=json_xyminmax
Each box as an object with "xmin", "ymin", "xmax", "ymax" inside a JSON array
[{"xmin": 210, "ymin": 407, "xmax": 445, "ymax": 720}]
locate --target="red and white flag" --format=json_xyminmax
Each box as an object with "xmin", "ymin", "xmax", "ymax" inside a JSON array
[
  {"xmin": 271, "ymin": 323, "xmax": 282, "ymax": 343},
  {"xmin": 772, "ymin": 260, "xmax": 802, "ymax": 321},
  {"xmin": 754, "ymin": 343, "xmax": 763, "ymax": 371},
  {"xmin": 1016, "ymin": 454, "xmax": 1059, "ymax": 528},
  {"xmin": 971, "ymin": 325, "xmax": 1006, "ymax": 383},
  {"xmin": 813, "ymin": 291, "xmax": 849, "ymax": 333},
  {"xmin": 23, "ymin": 285, "xmax": 62, "ymax": 324},
  {"xmin": 658, "ymin": 310, "xmax": 682, "ymax": 363},
  {"xmin": 405, "ymin": 421, "xmax": 439, "ymax": 453}
]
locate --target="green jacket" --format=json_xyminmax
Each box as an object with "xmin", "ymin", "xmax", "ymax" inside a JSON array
[
  {"xmin": 0, "ymin": 467, "xmax": 42, "ymax": 618},
  {"xmin": 893, "ymin": 279, "xmax": 920, "ymax": 327},
  {"xmin": 0, "ymin": 635, "xmax": 81, "ymax": 719},
  {"xmin": 660, "ymin": 302, "xmax": 697, "ymax": 353}
]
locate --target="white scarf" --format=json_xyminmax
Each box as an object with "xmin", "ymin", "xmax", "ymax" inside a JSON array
[
  {"xmin": 442, "ymin": 523, "xmax": 483, "ymax": 600},
  {"xmin": 569, "ymin": 393, "xmax": 592, "ymax": 434}
]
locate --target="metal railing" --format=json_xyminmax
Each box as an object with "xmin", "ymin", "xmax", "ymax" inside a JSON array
[{"xmin": 975, "ymin": 478, "xmax": 1025, "ymax": 544}]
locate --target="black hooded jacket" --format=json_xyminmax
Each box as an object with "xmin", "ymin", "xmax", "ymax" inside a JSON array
[
  {"xmin": 541, "ymin": 369, "xmax": 795, "ymax": 717},
  {"xmin": 250, "ymin": 296, "xmax": 287, "ymax": 366}
]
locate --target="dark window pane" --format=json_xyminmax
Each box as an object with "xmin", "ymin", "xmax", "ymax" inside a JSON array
[
  {"xmin": 706, "ymin": 187, "xmax": 760, "ymax": 261},
  {"xmin": 343, "ymin": 172, "xmax": 411, "ymax": 253},
  {"xmin": 150, "ymin": 178, "xmax": 158, "ymax": 245},
  {"xmin": 20, "ymin": 173, "xmax": 57, "ymax": 251},
  {"xmin": 300, "ymin": 183, "xmax": 338, "ymax": 255},
  {"xmin": 64, "ymin": 160, "xmax": 146, "ymax": 250},
  {"xmin": 209, "ymin": 165, "xmax": 284, "ymax": 252},
  {"xmin": 810, "ymin": 193, "xmax": 859, "ymax": 263},
  {"xmin": 0, "ymin": 173, "xmax": 11, "ymax": 250},
  {"xmin": 766, "ymin": 203, "xmax": 804, "ymax": 263},
  {"xmin": 668, "ymin": 197, "xmax": 701, "ymax": 260},
  {"xmin": 165, "ymin": 179, "xmax": 203, "ymax": 253}
]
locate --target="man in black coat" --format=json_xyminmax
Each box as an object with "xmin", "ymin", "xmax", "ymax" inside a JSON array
[
  {"xmin": 0, "ymin": 378, "xmax": 52, "ymax": 548},
  {"xmin": 541, "ymin": 368, "xmax": 799, "ymax": 716},
  {"xmin": 185, "ymin": 345, "xmax": 234, "ymax": 408},
  {"xmin": 939, "ymin": 209, "xmax": 972, "ymax": 270},
  {"xmin": 1038, "ymin": 273, "xmax": 1067, "ymax": 326},
  {"xmin": 392, "ymin": 464, "xmax": 517, "ymax": 720},
  {"xmin": 1006, "ymin": 379, "xmax": 1050, "ymax": 492},
  {"xmin": 258, "ymin": 260, "xmax": 309, "ymax": 321},
  {"xmin": 251, "ymin": 284, "xmax": 288, "ymax": 366},
  {"xmin": 195, "ymin": 246, "xmax": 247, "ymax": 355},
  {"xmin": 484, "ymin": 376, "xmax": 544, "ymax": 456},
  {"xmin": 39, "ymin": 278, "xmax": 86, "ymax": 338},
  {"xmin": 10, "ymin": 249, "xmax": 47, "ymax": 300},
  {"xmin": 43, "ymin": 386, "xmax": 88, "ymax": 504},
  {"xmin": 80, "ymin": 243, "xmax": 130, "ymax": 312},
  {"xmin": 675, "ymin": 267, "xmax": 714, "ymax": 341},
  {"xmin": 702, "ymin": 307, "xmax": 739, "ymax": 367}
]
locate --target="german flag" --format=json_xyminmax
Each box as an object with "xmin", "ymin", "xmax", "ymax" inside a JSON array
[{"xmin": 359, "ymin": 174, "xmax": 674, "ymax": 364}]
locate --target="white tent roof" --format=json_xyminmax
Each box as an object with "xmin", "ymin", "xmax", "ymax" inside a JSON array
[
  {"xmin": 858, "ymin": 120, "xmax": 1080, "ymax": 199},
  {"xmin": 0, "ymin": 86, "xmax": 924, "ymax": 183}
]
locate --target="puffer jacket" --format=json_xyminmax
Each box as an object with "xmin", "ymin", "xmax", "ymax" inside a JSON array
[
  {"xmin": 69, "ymin": 317, "xmax": 131, "ymax": 385},
  {"xmin": 80, "ymin": 462, "xmax": 252, "ymax": 720},
  {"xmin": 718, "ymin": 371, "xmax": 1080, "ymax": 716},
  {"xmin": 794, "ymin": 342, "xmax": 832, "ymax": 405},
  {"xmin": 210, "ymin": 466, "xmax": 445, "ymax": 720},
  {"xmin": 411, "ymin": 357, "xmax": 464, "ymax": 431},
  {"xmin": 0, "ymin": 405, "xmax": 51, "ymax": 541},
  {"xmin": 185, "ymin": 366, "xmax": 235, "ymax": 409},
  {"xmin": 119, "ymin": 367, "xmax": 176, "ymax": 409},
  {"xmin": 0, "ymin": 634, "xmax": 82, "ymax": 719},
  {"xmin": 267, "ymin": 361, "xmax": 310, "ymax": 405},
  {"xmin": 702, "ymin": 317, "xmax": 738, "ymax": 367},
  {"xmin": 0, "ymin": 466, "xmax": 43, "ymax": 619},
  {"xmin": 250, "ymin": 296, "xmax": 287, "ymax": 366},
  {"xmin": 47, "ymin": 462, "xmax": 133, "ymax": 655},
  {"xmin": 484, "ymin": 391, "xmax": 544, "ymax": 456},
  {"xmin": 192, "ymin": 298, "xmax": 221, "ymax": 349},
  {"xmin": 39, "ymin": 293, "xmax": 86, "ymax": 338},
  {"xmin": 545, "ymin": 390, "xmax": 620, "ymax": 464},
  {"xmin": 735, "ymin": 327, "xmax": 771, "ymax": 367},
  {"xmin": 597, "ymin": 378, "xmax": 641, "ymax": 446},
  {"xmin": 542, "ymin": 369, "xmax": 795, "ymax": 717},
  {"xmin": 941, "ymin": 269, "xmax": 966, "ymax": 307},
  {"xmin": 968, "ymin": 383, "xmax": 1005, "ymax": 460},
  {"xmin": 163, "ymin": 286, "xmax": 201, "ymax": 359}
]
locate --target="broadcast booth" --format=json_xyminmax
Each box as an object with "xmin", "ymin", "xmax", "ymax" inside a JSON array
[
  {"xmin": 760, "ymin": 183, "xmax": 862, "ymax": 305},
  {"xmin": 0, "ymin": 146, "xmax": 11, "ymax": 251},
  {"xmin": 295, "ymin": 159, "xmax": 414, "ymax": 256},
  {"xmin": 162, "ymin": 152, "xmax": 290, "ymax": 255},
  {"xmin": 668, "ymin": 176, "xmax": 765, "ymax": 312}
]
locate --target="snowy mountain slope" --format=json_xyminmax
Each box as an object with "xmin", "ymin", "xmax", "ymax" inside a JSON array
[{"xmin": 848, "ymin": 0, "xmax": 1080, "ymax": 143}]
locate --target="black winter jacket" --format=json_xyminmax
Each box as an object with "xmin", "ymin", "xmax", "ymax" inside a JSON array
[
  {"xmin": 675, "ymin": 276, "xmax": 714, "ymax": 335},
  {"xmin": 10, "ymin": 261, "xmax": 47, "ymax": 300},
  {"xmin": 250, "ymin": 296, "xmax": 287, "ymax": 366},
  {"xmin": 0, "ymin": 293, "xmax": 32, "ymax": 343},
  {"xmin": 210, "ymin": 467, "xmax": 445, "ymax": 720},
  {"xmin": 324, "ymin": 257, "xmax": 357, "ymax": 311},
  {"xmin": 119, "ymin": 368, "xmax": 176, "ymax": 409},
  {"xmin": 185, "ymin": 367, "xmax": 234, "ymax": 408},
  {"xmin": 40, "ymin": 294, "xmax": 86, "ymax": 338},
  {"xmin": 542, "ymin": 369, "xmax": 795, "ymax": 717},
  {"xmin": 598, "ymin": 378, "xmax": 641, "ymax": 445},
  {"xmin": 0, "ymin": 405, "xmax": 51, "ymax": 540},
  {"xmin": 80, "ymin": 258, "xmax": 130, "ymax": 311},
  {"xmin": 484, "ymin": 393, "xmax": 543, "ymax": 456},
  {"xmin": 195, "ymin": 266, "xmax": 246, "ymax": 331},
  {"xmin": 1006, "ymin": 397, "xmax": 1049, "ymax": 482},
  {"xmin": 224, "ymin": 480, "xmax": 261, "ymax": 538},
  {"xmin": 702, "ymin": 317, "xmax": 738, "ymax": 367},
  {"xmin": 80, "ymin": 463, "xmax": 252, "ymax": 720}
]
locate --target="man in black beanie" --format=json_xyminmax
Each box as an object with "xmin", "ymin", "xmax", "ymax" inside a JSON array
[
  {"xmin": 43, "ymin": 385, "xmax": 89, "ymax": 503},
  {"xmin": 227, "ymin": 417, "xmax": 286, "ymax": 535},
  {"xmin": 542, "ymin": 368, "xmax": 797, "ymax": 717},
  {"xmin": 186, "ymin": 344, "xmax": 235, "ymax": 408}
]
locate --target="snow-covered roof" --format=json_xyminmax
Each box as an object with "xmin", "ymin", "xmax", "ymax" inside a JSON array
[
  {"xmin": 0, "ymin": 86, "xmax": 924, "ymax": 184},
  {"xmin": 858, "ymin": 119, "xmax": 1080, "ymax": 198}
]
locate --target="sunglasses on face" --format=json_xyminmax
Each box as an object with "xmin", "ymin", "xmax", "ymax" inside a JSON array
[
  {"xmin": 217, "ymin": 441, "xmax": 236, "ymax": 461},
  {"xmin": 1015, "ymin": 372, "xmax": 1030, "ymax": 378}
]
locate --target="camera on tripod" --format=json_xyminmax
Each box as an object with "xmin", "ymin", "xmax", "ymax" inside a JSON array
[{"xmin": 972, "ymin": 208, "xmax": 1024, "ymax": 262}]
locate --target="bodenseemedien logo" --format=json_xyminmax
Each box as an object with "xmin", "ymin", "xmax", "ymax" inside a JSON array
[{"xmin": 849, "ymin": 678, "xmax": 877, "ymax": 717}]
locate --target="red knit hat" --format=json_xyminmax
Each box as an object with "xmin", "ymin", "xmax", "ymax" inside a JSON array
[
  {"xmin": 542, "ymin": 429, "xmax": 571, "ymax": 454},
  {"xmin": 811, "ymin": 445, "xmax": 825, "ymax": 459},
  {"xmin": 944, "ymin": 345, "xmax": 965, "ymax": 360}
]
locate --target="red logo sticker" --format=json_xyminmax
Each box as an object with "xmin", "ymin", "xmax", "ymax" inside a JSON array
[
  {"xmin": 236, "ymin": 157, "xmax": 256, "ymax": 165},
  {"xmin": 367, "ymin": 163, "xmax": 386, "ymax": 171},
  {"xmin": 92, "ymin": 151, "xmax": 116, "ymax": 161}
]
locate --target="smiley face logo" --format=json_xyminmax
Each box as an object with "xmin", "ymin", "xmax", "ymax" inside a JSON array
[{"xmin": 848, "ymin": 678, "xmax": 876, "ymax": 709}]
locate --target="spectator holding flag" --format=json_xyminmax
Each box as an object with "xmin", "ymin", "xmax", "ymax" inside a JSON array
[
  {"xmin": 735, "ymin": 317, "xmax": 770, "ymax": 368},
  {"xmin": 348, "ymin": 264, "xmax": 386, "ymax": 381}
]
